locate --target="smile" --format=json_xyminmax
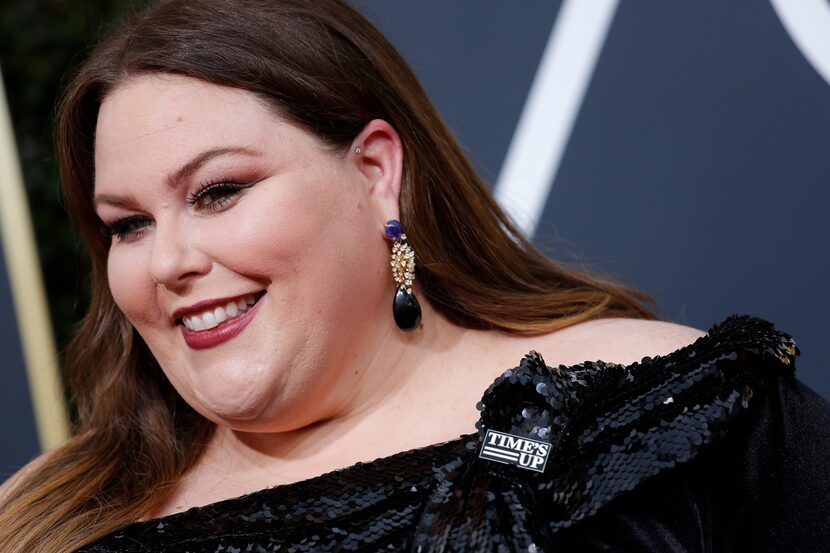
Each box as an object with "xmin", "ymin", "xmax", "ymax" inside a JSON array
[
  {"xmin": 177, "ymin": 291, "xmax": 265, "ymax": 350},
  {"xmin": 181, "ymin": 293, "xmax": 259, "ymax": 331}
]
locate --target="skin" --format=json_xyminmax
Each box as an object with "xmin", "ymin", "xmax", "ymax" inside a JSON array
[
  {"xmin": 95, "ymin": 74, "xmax": 402, "ymax": 433},
  {"xmin": 89, "ymin": 73, "xmax": 706, "ymax": 517}
]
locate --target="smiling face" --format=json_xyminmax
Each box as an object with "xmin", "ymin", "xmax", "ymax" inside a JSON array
[{"xmin": 94, "ymin": 74, "xmax": 400, "ymax": 431}]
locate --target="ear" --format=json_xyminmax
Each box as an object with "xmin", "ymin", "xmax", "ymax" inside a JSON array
[{"xmin": 350, "ymin": 119, "xmax": 403, "ymax": 228}]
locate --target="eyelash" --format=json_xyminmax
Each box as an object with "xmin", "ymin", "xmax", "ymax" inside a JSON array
[
  {"xmin": 187, "ymin": 179, "xmax": 250, "ymax": 210},
  {"xmin": 104, "ymin": 178, "xmax": 251, "ymax": 241},
  {"xmin": 104, "ymin": 215, "xmax": 148, "ymax": 241}
]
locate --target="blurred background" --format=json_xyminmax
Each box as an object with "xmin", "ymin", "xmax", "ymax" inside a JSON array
[{"xmin": 2, "ymin": 0, "xmax": 829, "ymax": 478}]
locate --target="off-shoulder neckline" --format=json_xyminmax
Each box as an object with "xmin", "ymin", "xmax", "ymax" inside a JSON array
[{"xmin": 134, "ymin": 314, "xmax": 793, "ymax": 526}]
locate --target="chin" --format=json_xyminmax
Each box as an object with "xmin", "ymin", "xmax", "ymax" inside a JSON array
[{"xmin": 190, "ymin": 377, "xmax": 276, "ymax": 425}]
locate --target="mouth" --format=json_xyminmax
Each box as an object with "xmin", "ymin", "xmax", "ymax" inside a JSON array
[
  {"xmin": 176, "ymin": 291, "xmax": 266, "ymax": 331},
  {"xmin": 177, "ymin": 291, "xmax": 266, "ymax": 351}
]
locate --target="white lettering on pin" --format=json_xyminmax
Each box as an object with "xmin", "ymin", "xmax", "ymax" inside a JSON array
[{"xmin": 479, "ymin": 429, "xmax": 551, "ymax": 473}]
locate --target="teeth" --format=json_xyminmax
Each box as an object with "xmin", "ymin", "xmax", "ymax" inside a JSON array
[
  {"xmin": 213, "ymin": 306, "xmax": 227, "ymax": 324},
  {"xmin": 190, "ymin": 316, "xmax": 206, "ymax": 331},
  {"xmin": 202, "ymin": 311, "xmax": 217, "ymax": 329},
  {"xmin": 181, "ymin": 294, "xmax": 259, "ymax": 332}
]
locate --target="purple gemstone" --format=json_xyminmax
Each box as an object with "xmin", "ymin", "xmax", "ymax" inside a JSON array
[{"xmin": 385, "ymin": 219, "xmax": 403, "ymax": 241}]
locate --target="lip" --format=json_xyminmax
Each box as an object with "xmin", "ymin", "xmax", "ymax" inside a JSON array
[{"xmin": 179, "ymin": 293, "xmax": 265, "ymax": 350}]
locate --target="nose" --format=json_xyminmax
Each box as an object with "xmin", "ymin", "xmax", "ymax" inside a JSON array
[{"xmin": 148, "ymin": 216, "xmax": 211, "ymax": 288}]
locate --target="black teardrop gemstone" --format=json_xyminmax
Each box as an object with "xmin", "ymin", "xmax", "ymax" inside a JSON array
[{"xmin": 393, "ymin": 286, "xmax": 422, "ymax": 331}]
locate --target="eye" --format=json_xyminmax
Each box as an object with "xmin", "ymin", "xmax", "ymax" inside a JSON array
[
  {"xmin": 104, "ymin": 215, "xmax": 152, "ymax": 241},
  {"xmin": 187, "ymin": 179, "xmax": 253, "ymax": 212}
]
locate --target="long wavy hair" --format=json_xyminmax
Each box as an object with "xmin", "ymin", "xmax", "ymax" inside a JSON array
[{"xmin": 0, "ymin": 0, "xmax": 655, "ymax": 550}]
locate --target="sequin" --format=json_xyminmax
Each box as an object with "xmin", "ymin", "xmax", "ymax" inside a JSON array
[{"xmin": 77, "ymin": 315, "xmax": 799, "ymax": 552}]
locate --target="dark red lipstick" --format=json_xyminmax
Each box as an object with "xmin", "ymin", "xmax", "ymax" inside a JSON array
[{"xmin": 179, "ymin": 294, "xmax": 264, "ymax": 350}]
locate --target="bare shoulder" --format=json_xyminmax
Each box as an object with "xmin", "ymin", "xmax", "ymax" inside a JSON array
[
  {"xmin": 535, "ymin": 317, "xmax": 707, "ymax": 368},
  {"xmin": 418, "ymin": 318, "xmax": 708, "ymax": 444},
  {"xmin": 0, "ymin": 452, "xmax": 49, "ymax": 504}
]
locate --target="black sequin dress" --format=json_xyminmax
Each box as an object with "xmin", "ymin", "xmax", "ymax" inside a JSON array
[{"xmin": 78, "ymin": 315, "xmax": 830, "ymax": 552}]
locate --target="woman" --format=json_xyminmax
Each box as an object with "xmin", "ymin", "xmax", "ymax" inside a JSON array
[{"xmin": 1, "ymin": 0, "xmax": 828, "ymax": 551}]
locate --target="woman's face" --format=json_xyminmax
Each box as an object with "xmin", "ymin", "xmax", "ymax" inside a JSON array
[{"xmin": 94, "ymin": 74, "xmax": 398, "ymax": 431}]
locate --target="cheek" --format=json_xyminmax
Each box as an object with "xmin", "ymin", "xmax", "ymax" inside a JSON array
[
  {"xmin": 200, "ymin": 194, "xmax": 308, "ymax": 281},
  {"xmin": 203, "ymin": 179, "xmax": 374, "ymax": 280},
  {"xmin": 107, "ymin": 245, "xmax": 157, "ymax": 324},
  {"xmin": 197, "ymin": 177, "xmax": 387, "ymax": 328}
]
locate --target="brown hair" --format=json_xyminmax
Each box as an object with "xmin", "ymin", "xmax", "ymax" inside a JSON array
[{"xmin": 0, "ymin": 0, "xmax": 654, "ymax": 550}]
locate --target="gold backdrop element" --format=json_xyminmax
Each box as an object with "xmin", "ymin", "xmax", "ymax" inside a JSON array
[{"xmin": 0, "ymin": 67, "xmax": 70, "ymax": 450}]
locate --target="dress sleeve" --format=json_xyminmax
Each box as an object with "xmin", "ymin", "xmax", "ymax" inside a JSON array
[
  {"xmin": 718, "ymin": 372, "xmax": 830, "ymax": 550},
  {"xmin": 410, "ymin": 314, "xmax": 819, "ymax": 553}
]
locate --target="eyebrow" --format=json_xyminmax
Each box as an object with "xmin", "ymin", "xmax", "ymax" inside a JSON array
[
  {"xmin": 167, "ymin": 146, "xmax": 263, "ymax": 188},
  {"xmin": 93, "ymin": 192, "xmax": 139, "ymax": 210},
  {"xmin": 94, "ymin": 146, "xmax": 264, "ymax": 209}
]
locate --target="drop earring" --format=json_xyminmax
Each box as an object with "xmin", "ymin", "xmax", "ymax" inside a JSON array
[{"xmin": 385, "ymin": 219, "xmax": 422, "ymax": 331}]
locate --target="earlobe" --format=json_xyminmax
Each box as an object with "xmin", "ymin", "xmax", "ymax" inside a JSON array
[{"xmin": 350, "ymin": 119, "xmax": 403, "ymax": 225}]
